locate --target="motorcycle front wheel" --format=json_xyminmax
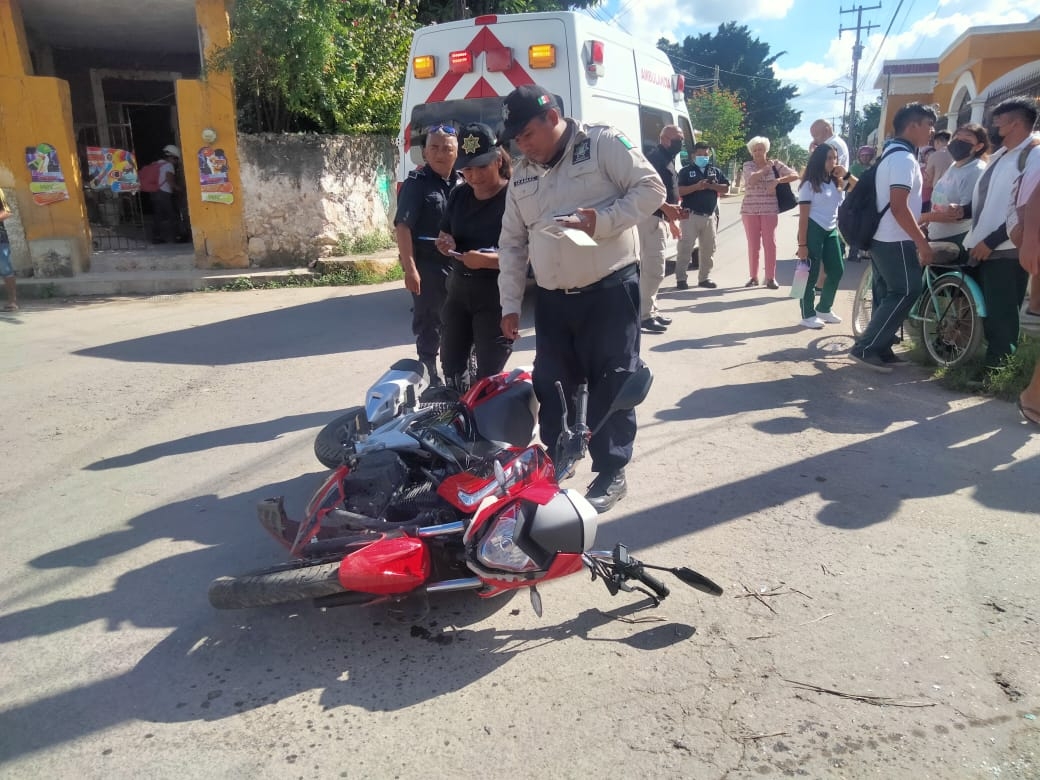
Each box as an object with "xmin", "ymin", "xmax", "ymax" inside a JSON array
[
  {"xmin": 314, "ymin": 405, "xmax": 368, "ymax": 469},
  {"xmin": 208, "ymin": 558, "xmax": 347, "ymax": 609}
]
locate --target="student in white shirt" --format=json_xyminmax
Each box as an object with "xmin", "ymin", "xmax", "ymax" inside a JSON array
[
  {"xmin": 795, "ymin": 143, "xmax": 850, "ymax": 329},
  {"xmin": 919, "ymin": 123, "xmax": 990, "ymax": 257},
  {"xmin": 849, "ymin": 103, "xmax": 937, "ymax": 373},
  {"xmin": 964, "ymin": 96, "xmax": 1040, "ymax": 372}
]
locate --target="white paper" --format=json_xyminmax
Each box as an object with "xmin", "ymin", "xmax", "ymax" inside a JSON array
[{"xmin": 540, "ymin": 224, "xmax": 597, "ymax": 246}]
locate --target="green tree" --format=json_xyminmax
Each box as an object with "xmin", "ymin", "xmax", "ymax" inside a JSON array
[
  {"xmin": 770, "ymin": 137, "xmax": 808, "ymax": 170},
  {"xmin": 658, "ymin": 22, "xmax": 800, "ymax": 145},
  {"xmin": 213, "ymin": 0, "xmax": 417, "ymax": 133},
  {"xmin": 687, "ymin": 88, "xmax": 745, "ymax": 166},
  {"xmin": 844, "ymin": 96, "xmax": 883, "ymax": 147}
]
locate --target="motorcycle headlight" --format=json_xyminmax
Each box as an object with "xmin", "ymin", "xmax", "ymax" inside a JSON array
[{"xmin": 477, "ymin": 504, "xmax": 538, "ymax": 572}]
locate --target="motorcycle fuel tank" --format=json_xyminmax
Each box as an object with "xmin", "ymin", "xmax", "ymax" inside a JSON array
[{"xmin": 338, "ymin": 535, "xmax": 432, "ymax": 594}]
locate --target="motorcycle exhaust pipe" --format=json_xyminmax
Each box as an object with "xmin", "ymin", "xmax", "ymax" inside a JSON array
[{"xmin": 425, "ymin": 577, "xmax": 482, "ymax": 593}]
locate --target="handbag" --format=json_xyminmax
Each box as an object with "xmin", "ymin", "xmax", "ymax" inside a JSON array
[{"xmin": 773, "ymin": 164, "xmax": 798, "ymax": 213}]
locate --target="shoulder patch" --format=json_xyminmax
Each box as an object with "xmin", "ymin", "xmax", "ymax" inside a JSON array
[
  {"xmin": 572, "ymin": 138, "xmax": 592, "ymax": 164},
  {"xmin": 407, "ymin": 169, "xmax": 423, "ymax": 180},
  {"xmin": 617, "ymin": 134, "xmax": 634, "ymax": 150}
]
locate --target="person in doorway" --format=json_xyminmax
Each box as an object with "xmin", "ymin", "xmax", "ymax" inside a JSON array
[
  {"xmin": 394, "ymin": 126, "xmax": 461, "ymax": 385},
  {"xmin": 795, "ymin": 143, "xmax": 850, "ymax": 329},
  {"xmin": 153, "ymin": 144, "xmax": 182, "ymax": 244},
  {"xmin": 0, "ymin": 188, "xmax": 16, "ymax": 312},
  {"xmin": 963, "ymin": 96, "xmax": 1040, "ymax": 375},
  {"xmin": 675, "ymin": 142, "xmax": 729, "ymax": 289},
  {"xmin": 740, "ymin": 135, "xmax": 798, "ymax": 289},
  {"xmin": 434, "ymin": 123, "xmax": 512, "ymax": 386},
  {"xmin": 849, "ymin": 102, "xmax": 937, "ymax": 373},
  {"xmin": 637, "ymin": 125, "xmax": 685, "ymax": 333},
  {"xmin": 496, "ymin": 84, "xmax": 665, "ymax": 513}
]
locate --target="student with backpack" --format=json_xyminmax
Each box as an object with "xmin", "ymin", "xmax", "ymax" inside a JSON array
[{"xmin": 846, "ymin": 103, "xmax": 937, "ymax": 373}]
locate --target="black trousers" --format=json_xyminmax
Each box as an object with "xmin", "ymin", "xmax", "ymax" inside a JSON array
[
  {"xmin": 534, "ymin": 269, "xmax": 641, "ymax": 474},
  {"xmin": 440, "ymin": 273, "xmax": 510, "ymax": 383},
  {"xmin": 411, "ymin": 258, "xmax": 449, "ymax": 366},
  {"xmin": 978, "ymin": 255, "xmax": 1028, "ymax": 369}
]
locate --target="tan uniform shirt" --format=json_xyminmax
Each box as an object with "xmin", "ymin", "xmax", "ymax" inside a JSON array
[{"xmin": 498, "ymin": 120, "xmax": 666, "ymax": 316}]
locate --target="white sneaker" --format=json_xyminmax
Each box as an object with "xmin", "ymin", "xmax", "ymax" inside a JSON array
[
  {"xmin": 800, "ymin": 316, "xmax": 825, "ymax": 329},
  {"xmin": 816, "ymin": 311, "xmax": 842, "ymax": 324}
]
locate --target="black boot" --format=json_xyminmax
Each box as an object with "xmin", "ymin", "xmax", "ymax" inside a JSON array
[{"xmin": 585, "ymin": 469, "xmax": 627, "ymax": 514}]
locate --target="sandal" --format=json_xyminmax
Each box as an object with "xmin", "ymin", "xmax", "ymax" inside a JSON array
[{"xmin": 1017, "ymin": 398, "xmax": 1040, "ymax": 428}]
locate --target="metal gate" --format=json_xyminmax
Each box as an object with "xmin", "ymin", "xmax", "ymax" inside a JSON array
[{"xmin": 77, "ymin": 121, "xmax": 150, "ymax": 251}]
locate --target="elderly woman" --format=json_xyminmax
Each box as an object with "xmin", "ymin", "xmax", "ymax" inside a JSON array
[{"xmin": 741, "ymin": 136, "xmax": 799, "ymax": 288}]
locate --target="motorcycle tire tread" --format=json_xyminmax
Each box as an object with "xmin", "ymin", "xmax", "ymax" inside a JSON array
[
  {"xmin": 314, "ymin": 405, "xmax": 368, "ymax": 469},
  {"xmin": 208, "ymin": 560, "xmax": 345, "ymax": 609}
]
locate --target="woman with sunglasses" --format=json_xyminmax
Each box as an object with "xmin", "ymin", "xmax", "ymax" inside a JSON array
[{"xmin": 434, "ymin": 123, "xmax": 513, "ymax": 387}]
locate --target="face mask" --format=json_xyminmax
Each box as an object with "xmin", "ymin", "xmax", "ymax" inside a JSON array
[
  {"xmin": 948, "ymin": 139, "xmax": 974, "ymax": 161},
  {"xmin": 988, "ymin": 126, "xmax": 1003, "ymax": 148},
  {"xmin": 694, "ymin": 155, "xmax": 710, "ymax": 167},
  {"xmin": 667, "ymin": 140, "xmax": 683, "ymax": 156}
]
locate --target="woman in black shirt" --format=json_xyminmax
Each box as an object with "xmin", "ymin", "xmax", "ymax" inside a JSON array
[{"xmin": 435, "ymin": 123, "xmax": 512, "ymax": 386}]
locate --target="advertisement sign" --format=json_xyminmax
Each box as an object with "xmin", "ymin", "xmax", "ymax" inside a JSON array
[
  {"xmin": 197, "ymin": 146, "xmax": 233, "ymax": 204},
  {"xmin": 86, "ymin": 147, "xmax": 140, "ymax": 193},
  {"xmin": 25, "ymin": 143, "xmax": 70, "ymax": 206}
]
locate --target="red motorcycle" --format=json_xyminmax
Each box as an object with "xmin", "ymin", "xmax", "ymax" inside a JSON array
[{"xmin": 208, "ymin": 364, "xmax": 722, "ymax": 615}]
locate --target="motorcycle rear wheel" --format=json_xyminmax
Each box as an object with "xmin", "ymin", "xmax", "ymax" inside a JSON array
[
  {"xmin": 208, "ymin": 559, "xmax": 347, "ymax": 609},
  {"xmin": 314, "ymin": 405, "xmax": 368, "ymax": 469}
]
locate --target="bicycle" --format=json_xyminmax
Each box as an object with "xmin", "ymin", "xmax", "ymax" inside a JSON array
[{"xmin": 850, "ymin": 242, "xmax": 987, "ymax": 369}]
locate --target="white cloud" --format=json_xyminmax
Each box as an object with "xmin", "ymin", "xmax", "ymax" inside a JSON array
[{"xmin": 616, "ymin": 0, "xmax": 794, "ymax": 46}]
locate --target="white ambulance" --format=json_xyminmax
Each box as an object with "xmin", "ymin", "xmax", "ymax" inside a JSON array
[{"xmin": 398, "ymin": 10, "xmax": 696, "ymax": 177}]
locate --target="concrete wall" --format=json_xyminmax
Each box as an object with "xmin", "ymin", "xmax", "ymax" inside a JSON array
[{"xmin": 239, "ymin": 134, "xmax": 398, "ymax": 267}]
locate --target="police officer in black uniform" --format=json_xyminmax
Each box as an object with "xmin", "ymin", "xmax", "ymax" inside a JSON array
[
  {"xmin": 638, "ymin": 125, "xmax": 685, "ymax": 333},
  {"xmin": 394, "ymin": 126, "xmax": 461, "ymax": 384},
  {"xmin": 434, "ymin": 123, "xmax": 512, "ymax": 386},
  {"xmin": 675, "ymin": 141, "xmax": 730, "ymax": 289}
]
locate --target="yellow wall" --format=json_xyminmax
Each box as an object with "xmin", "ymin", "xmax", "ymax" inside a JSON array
[
  {"xmin": 176, "ymin": 0, "xmax": 247, "ymax": 268},
  {"xmin": 879, "ymin": 91, "xmax": 937, "ymax": 140},
  {"xmin": 0, "ymin": 0, "xmax": 91, "ymax": 274},
  {"xmin": 934, "ymin": 28, "xmax": 1040, "ymax": 112}
]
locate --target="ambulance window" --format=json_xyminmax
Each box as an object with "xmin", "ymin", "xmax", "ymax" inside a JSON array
[
  {"xmin": 678, "ymin": 117, "xmax": 696, "ymax": 166},
  {"xmin": 408, "ymin": 95, "xmax": 566, "ymax": 167},
  {"xmin": 638, "ymin": 107, "xmax": 672, "ymax": 158}
]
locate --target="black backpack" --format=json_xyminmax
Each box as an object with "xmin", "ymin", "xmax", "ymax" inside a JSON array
[{"xmin": 838, "ymin": 145, "xmax": 907, "ymax": 251}]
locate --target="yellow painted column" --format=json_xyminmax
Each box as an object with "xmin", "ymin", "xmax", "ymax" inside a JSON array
[
  {"xmin": 0, "ymin": 0, "xmax": 91, "ymax": 275},
  {"xmin": 176, "ymin": 0, "xmax": 248, "ymax": 268}
]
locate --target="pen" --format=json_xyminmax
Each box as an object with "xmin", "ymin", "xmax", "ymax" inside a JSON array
[{"xmin": 416, "ymin": 236, "xmax": 439, "ymax": 241}]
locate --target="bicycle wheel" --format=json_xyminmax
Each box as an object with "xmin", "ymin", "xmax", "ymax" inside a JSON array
[
  {"xmin": 851, "ymin": 265, "xmax": 873, "ymax": 339},
  {"xmin": 919, "ymin": 276, "xmax": 984, "ymax": 368}
]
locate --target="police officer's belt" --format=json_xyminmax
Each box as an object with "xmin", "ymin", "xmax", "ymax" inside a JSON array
[{"xmin": 547, "ymin": 263, "xmax": 638, "ymax": 295}]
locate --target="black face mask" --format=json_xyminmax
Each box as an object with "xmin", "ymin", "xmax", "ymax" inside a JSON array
[
  {"xmin": 666, "ymin": 140, "xmax": 683, "ymax": 157},
  {"xmin": 988, "ymin": 126, "xmax": 1004, "ymax": 149},
  {"xmin": 948, "ymin": 139, "xmax": 974, "ymax": 161}
]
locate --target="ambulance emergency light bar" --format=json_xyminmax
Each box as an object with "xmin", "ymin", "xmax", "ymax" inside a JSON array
[{"xmin": 411, "ymin": 44, "xmax": 558, "ymax": 78}]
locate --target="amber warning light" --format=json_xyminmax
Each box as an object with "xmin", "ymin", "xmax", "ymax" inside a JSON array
[
  {"xmin": 413, "ymin": 55, "xmax": 436, "ymax": 79},
  {"xmin": 529, "ymin": 44, "xmax": 556, "ymax": 69}
]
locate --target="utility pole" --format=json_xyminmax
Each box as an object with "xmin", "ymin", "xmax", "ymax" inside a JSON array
[
  {"xmin": 839, "ymin": 3, "xmax": 880, "ymax": 147},
  {"xmin": 712, "ymin": 65, "xmax": 720, "ymax": 91}
]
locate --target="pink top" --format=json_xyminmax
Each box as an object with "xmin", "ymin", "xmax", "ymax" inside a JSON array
[{"xmin": 740, "ymin": 159, "xmax": 797, "ymax": 216}]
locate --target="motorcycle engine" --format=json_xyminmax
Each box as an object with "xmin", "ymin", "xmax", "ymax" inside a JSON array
[{"xmin": 342, "ymin": 450, "xmax": 450, "ymax": 524}]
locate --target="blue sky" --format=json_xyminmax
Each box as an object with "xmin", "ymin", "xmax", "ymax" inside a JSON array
[{"xmin": 580, "ymin": 0, "xmax": 1038, "ymax": 147}]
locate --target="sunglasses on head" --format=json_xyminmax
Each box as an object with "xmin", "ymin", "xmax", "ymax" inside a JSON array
[{"xmin": 426, "ymin": 125, "xmax": 457, "ymax": 135}]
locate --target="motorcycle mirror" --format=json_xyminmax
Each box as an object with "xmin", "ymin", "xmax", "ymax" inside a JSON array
[
  {"xmin": 671, "ymin": 566, "xmax": 724, "ymax": 596},
  {"xmin": 529, "ymin": 585, "xmax": 543, "ymax": 617}
]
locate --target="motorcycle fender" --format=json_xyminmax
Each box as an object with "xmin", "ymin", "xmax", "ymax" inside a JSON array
[{"xmin": 338, "ymin": 536, "xmax": 431, "ymax": 594}]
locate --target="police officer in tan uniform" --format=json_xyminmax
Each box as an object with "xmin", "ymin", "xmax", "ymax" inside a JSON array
[{"xmin": 498, "ymin": 85, "xmax": 666, "ymax": 513}]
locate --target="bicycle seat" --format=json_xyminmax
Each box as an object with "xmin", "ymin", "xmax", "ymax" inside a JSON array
[{"xmin": 927, "ymin": 241, "xmax": 963, "ymax": 266}]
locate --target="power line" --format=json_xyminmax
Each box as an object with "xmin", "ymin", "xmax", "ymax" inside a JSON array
[{"xmin": 840, "ymin": 3, "xmax": 881, "ymax": 146}]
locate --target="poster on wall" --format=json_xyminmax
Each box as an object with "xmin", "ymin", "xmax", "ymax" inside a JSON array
[
  {"xmin": 25, "ymin": 143, "xmax": 70, "ymax": 206},
  {"xmin": 86, "ymin": 147, "xmax": 140, "ymax": 193},
  {"xmin": 197, "ymin": 146, "xmax": 234, "ymax": 204}
]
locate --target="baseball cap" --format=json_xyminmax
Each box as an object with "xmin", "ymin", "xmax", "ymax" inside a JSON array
[
  {"xmin": 501, "ymin": 85, "xmax": 560, "ymax": 141},
  {"xmin": 456, "ymin": 123, "xmax": 500, "ymax": 168},
  {"xmin": 163, "ymin": 144, "xmax": 181, "ymax": 158}
]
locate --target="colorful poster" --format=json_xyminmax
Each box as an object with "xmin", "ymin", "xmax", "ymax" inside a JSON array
[
  {"xmin": 86, "ymin": 147, "xmax": 140, "ymax": 193},
  {"xmin": 197, "ymin": 145, "xmax": 233, "ymax": 204},
  {"xmin": 25, "ymin": 143, "xmax": 70, "ymax": 206}
]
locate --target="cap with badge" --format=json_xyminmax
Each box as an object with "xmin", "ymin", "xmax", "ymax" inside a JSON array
[
  {"xmin": 456, "ymin": 123, "xmax": 501, "ymax": 168},
  {"xmin": 501, "ymin": 84, "xmax": 560, "ymax": 141}
]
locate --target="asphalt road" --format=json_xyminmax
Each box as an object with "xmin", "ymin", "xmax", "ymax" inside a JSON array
[{"xmin": 1, "ymin": 199, "xmax": 1038, "ymax": 779}]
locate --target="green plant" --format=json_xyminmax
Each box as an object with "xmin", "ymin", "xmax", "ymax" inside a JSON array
[
  {"xmin": 931, "ymin": 333, "xmax": 1039, "ymax": 401},
  {"xmin": 39, "ymin": 283, "xmax": 58, "ymax": 299},
  {"xmin": 337, "ymin": 229, "xmax": 397, "ymax": 256},
  {"xmin": 218, "ymin": 264, "xmax": 402, "ymax": 292}
]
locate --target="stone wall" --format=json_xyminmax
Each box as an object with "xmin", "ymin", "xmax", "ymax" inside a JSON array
[{"xmin": 239, "ymin": 134, "xmax": 398, "ymax": 267}]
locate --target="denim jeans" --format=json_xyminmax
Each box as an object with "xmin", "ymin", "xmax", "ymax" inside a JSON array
[{"xmin": 854, "ymin": 239, "xmax": 923, "ymax": 355}]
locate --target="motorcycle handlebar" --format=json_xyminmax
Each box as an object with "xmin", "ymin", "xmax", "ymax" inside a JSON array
[{"xmin": 633, "ymin": 567, "xmax": 670, "ymax": 600}]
